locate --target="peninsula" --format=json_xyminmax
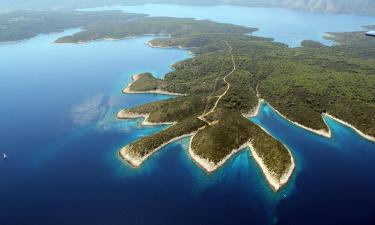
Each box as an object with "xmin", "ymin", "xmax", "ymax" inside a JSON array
[
  {"xmin": 2, "ymin": 10, "xmax": 374, "ymax": 191},
  {"xmin": 114, "ymin": 19, "xmax": 375, "ymax": 191}
]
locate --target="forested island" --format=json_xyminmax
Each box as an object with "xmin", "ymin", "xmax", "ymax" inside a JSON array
[
  {"xmin": 2, "ymin": 10, "xmax": 374, "ymax": 191},
  {"xmin": 0, "ymin": 10, "xmax": 146, "ymax": 42}
]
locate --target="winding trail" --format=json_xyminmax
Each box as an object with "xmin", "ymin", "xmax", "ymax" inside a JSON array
[{"xmin": 198, "ymin": 41, "xmax": 236, "ymax": 125}]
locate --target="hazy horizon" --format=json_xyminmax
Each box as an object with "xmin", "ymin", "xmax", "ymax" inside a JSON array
[{"xmin": 0, "ymin": 0, "xmax": 374, "ymax": 15}]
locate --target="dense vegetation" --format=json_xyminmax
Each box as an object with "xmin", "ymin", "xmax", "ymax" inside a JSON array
[
  {"xmin": 2, "ymin": 10, "xmax": 374, "ymax": 188},
  {"xmin": 122, "ymin": 118, "xmax": 207, "ymax": 158},
  {"xmin": 114, "ymin": 17, "xmax": 375, "ymax": 180},
  {"xmin": 118, "ymin": 95, "xmax": 207, "ymax": 123},
  {"xmin": 0, "ymin": 10, "xmax": 144, "ymax": 42},
  {"xmin": 116, "ymin": 27, "xmax": 294, "ymax": 180},
  {"xmin": 258, "ymin": 34, "xmax": 375, "ymax": 135},
  {"xmin": 192, "ymin": 109, "xmax": 291, "ymax": 178},
  {"xmin": 127, "ymin": 73, "xmax": 167, "ymax": 92},
  {"xmin": 55, "ymin": 17, "xmax": 254, "ymax": 43}
]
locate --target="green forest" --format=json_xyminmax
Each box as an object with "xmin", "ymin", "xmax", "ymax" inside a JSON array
[{"xmin": 2, "ymin": 10, "xmax": 374, "ymax": 189}]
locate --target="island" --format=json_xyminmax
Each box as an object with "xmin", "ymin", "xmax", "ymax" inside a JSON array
[{"xmin": 2, "ymin": 10, "xmax": 374, "ymax": 191}]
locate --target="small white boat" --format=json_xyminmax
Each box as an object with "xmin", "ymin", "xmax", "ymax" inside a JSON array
[
  {"xmin": 366, "ymin": 31, "xmax": 375, "ymax": 36},
  {"xmin": 3, "ymin": 153, "xmax": 8, "ymax": 160}
]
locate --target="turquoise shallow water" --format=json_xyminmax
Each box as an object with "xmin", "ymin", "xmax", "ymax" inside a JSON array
[
  {"xmin": 251, "ymin": 103, "xmax": 375, "ymax": 225},
  {"xmin": 0, "ymin": 6, "xmax": 375, "ymax": 225},
  {"xmin": 84, "ymin": 4, "xmax": 375, "ymax": 47}
]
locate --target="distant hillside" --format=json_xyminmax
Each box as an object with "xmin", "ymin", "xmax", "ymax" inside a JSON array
[
  {"xmin": 0, "ymin": 0, "xmax": 374, "ymax": 15},
  {"xmin": 277, "ymin": 0, "xmax": 375, "ymax": 14}
]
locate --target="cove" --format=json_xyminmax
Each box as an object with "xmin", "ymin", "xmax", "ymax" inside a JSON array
[
  {"xmin": 251, "ymin": 102, "xmax": 375, "ymax": 225},
  {"xmin": 0, "ymin": 9, "xmax": 375, "ymax": 225}
]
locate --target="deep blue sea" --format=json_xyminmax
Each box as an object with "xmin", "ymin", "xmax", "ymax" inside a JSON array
[{"xmin": 1, "ymin": 6, "xmax": 375, "ymax": 225}]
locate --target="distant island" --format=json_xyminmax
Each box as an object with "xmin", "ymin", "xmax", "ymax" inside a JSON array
[
  {"xmin": 1, "ymin": 10, "xmax": 374, "ymax": 191},
  {"xmin": 1, "ymin": 0, "xmax": 375, "ymax": 15}
]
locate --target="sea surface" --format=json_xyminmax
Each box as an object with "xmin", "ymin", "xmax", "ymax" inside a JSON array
[
  {"xmin": 1, "ymin": 6, "xmax": 375, "ymax": 225},
  {"xmin": 84, "ymin": 4, "xmax": 375, "ymax": 47}
]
